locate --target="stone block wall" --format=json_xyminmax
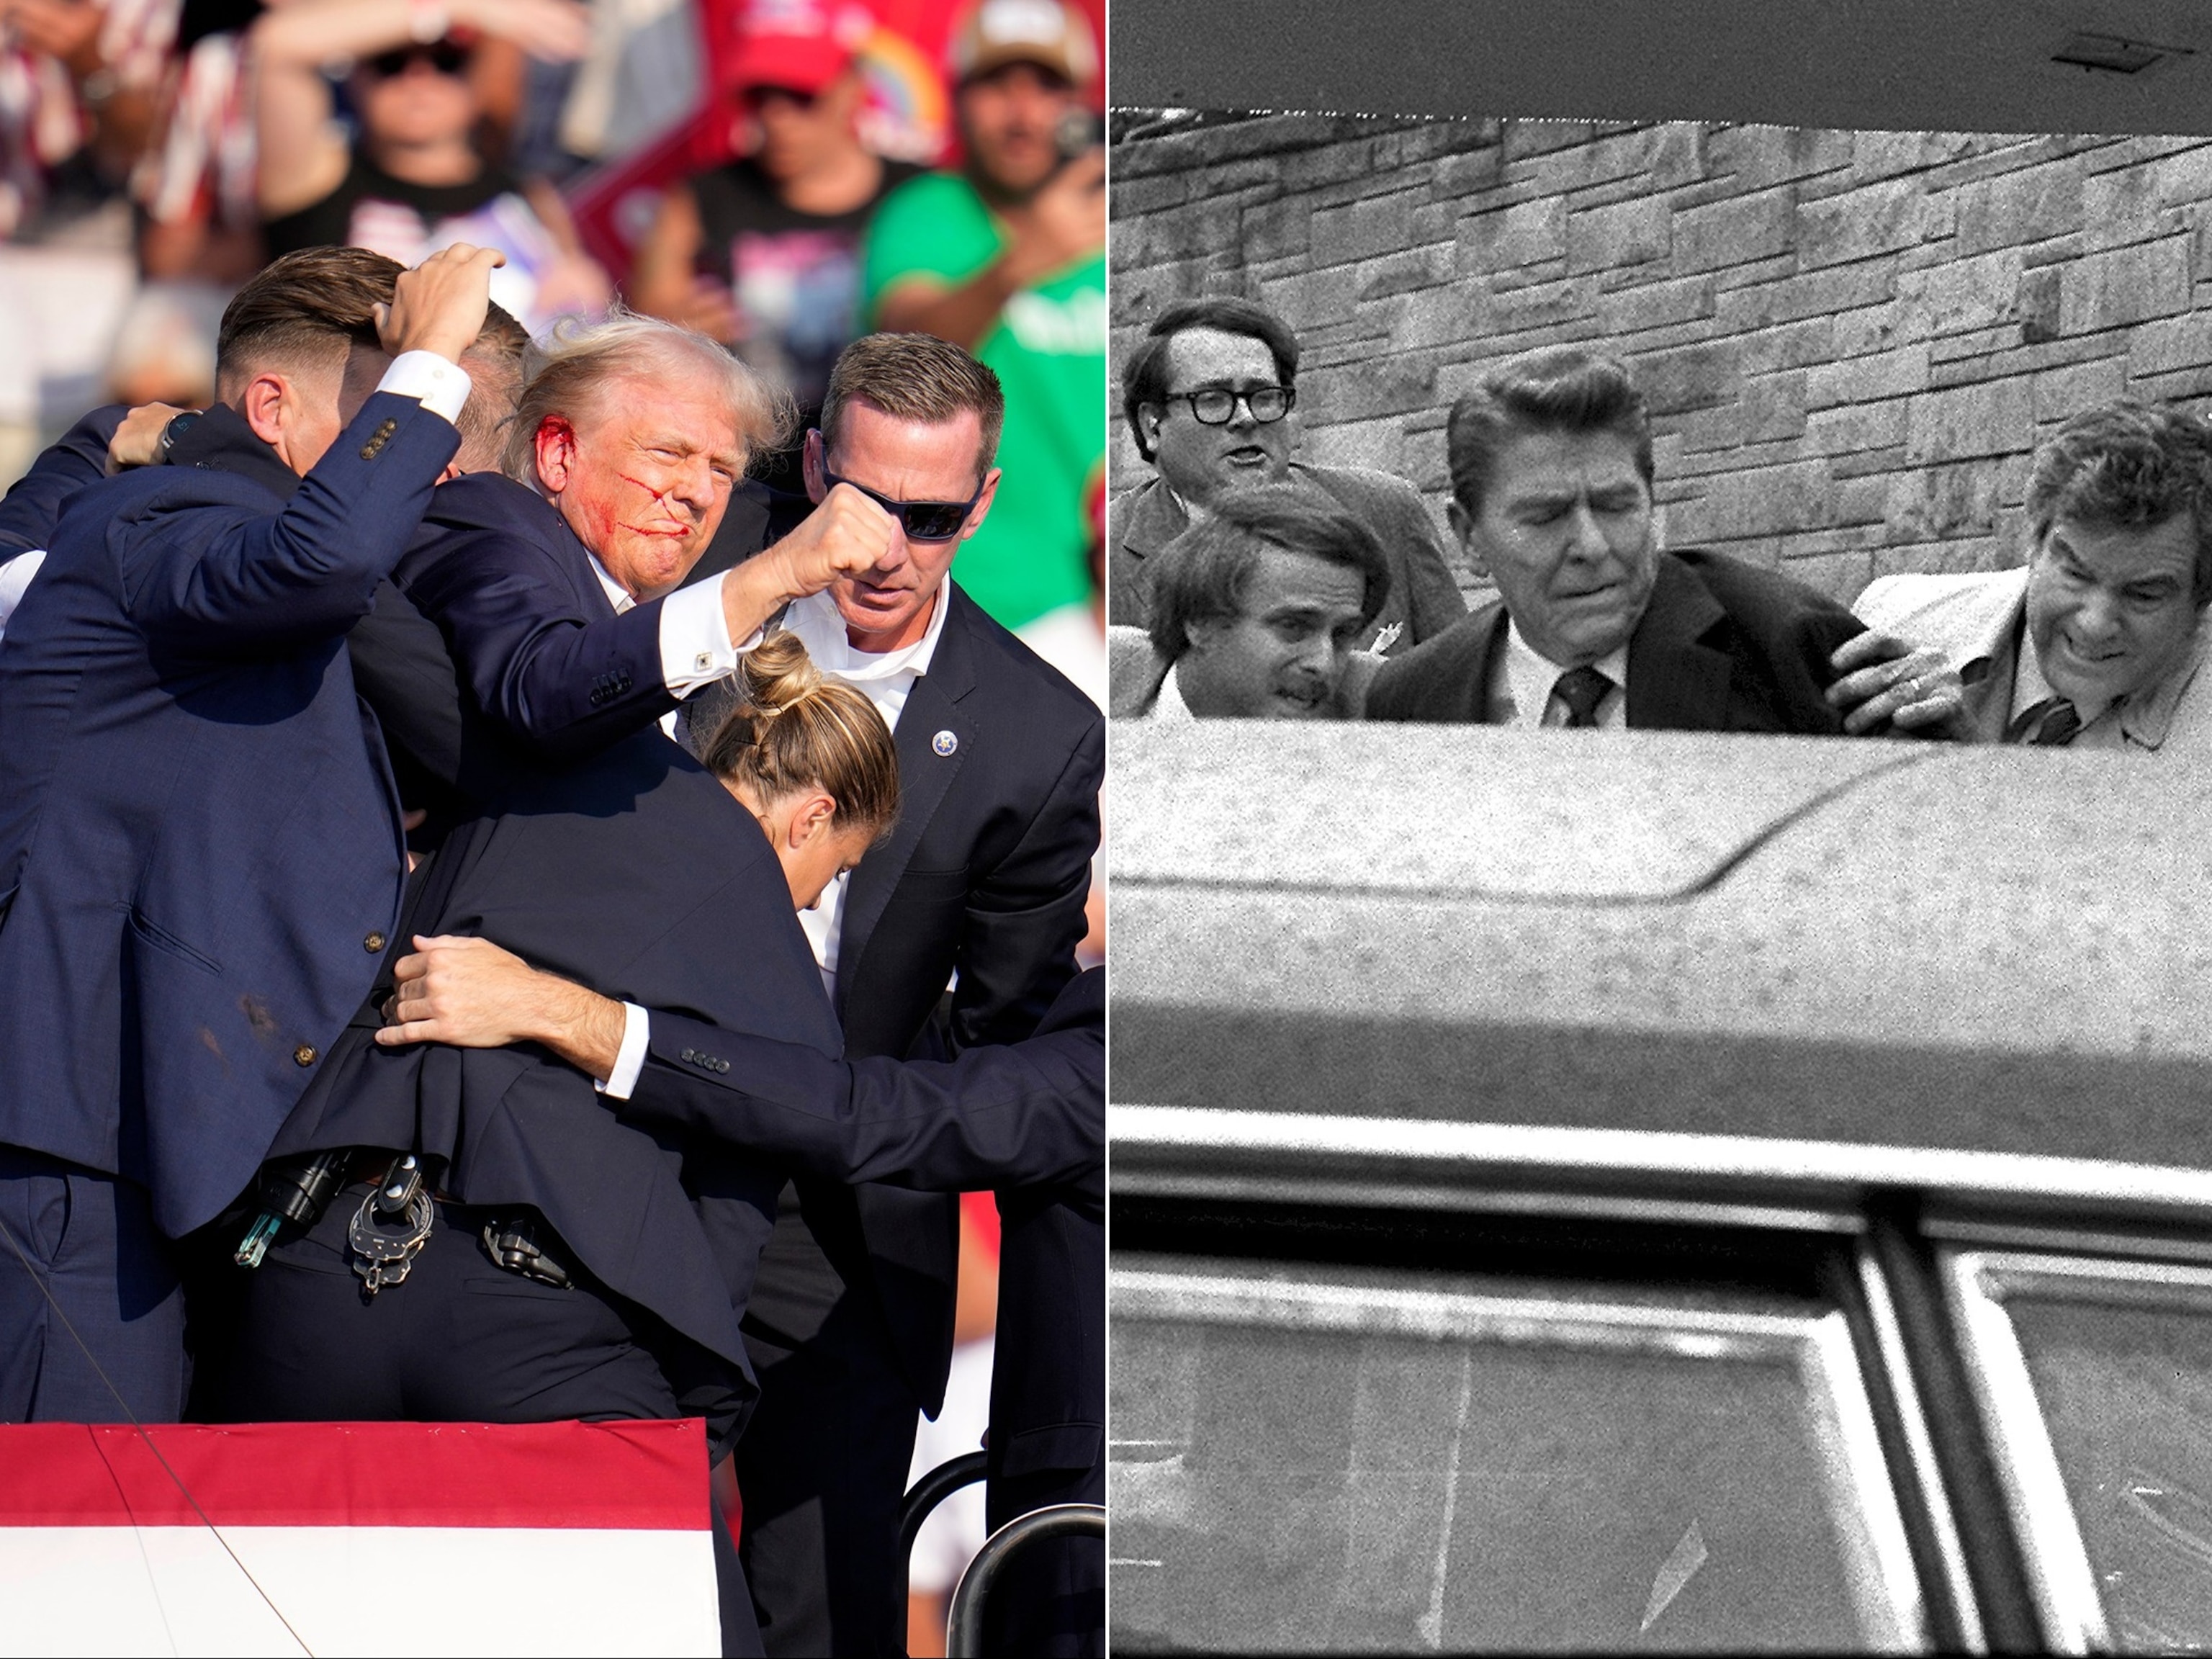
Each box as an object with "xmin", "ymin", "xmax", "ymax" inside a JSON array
[{"xmin": 1107, "ymin": 114, "xmax": 2212, "ymax": 601}]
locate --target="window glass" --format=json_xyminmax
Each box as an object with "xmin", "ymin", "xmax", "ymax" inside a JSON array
[
  {"xmin": 1110, "ymin": 1259, "xmax": 1921, "ymax": 1653},
  {"xmin": 1954, "ymin": 1254, "xmax": 2212, "ymax": 1653}
]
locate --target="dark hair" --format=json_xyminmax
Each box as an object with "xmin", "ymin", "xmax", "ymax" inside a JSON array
[
  {"xmin": 2026, "ymin": 400, "xmax": 2212, "ymax": 604},
  {"xmin": 821, "ymin": 332, "xmax": 1004, "ymax": 476},
  {"xmin": 215, "ymin": 246, "xmax": 402, "ymax": 390},
  {"xmin": 1446, "ymin": 346, "xmax": 1655, "ymax": 516},
  {"xmin": 454, "ymin": 300, "xmax": 529, "ymax": 472},
  {"xmin": 1120, "ymin": 296, "xmax": 1301, "ymax": 462},
  {"xmin": 700, "ymin": 632, "xmax": 902, "ymax": 845},
  {"xmin": 1147, "ymin": 484, "xmax": 1391, "ymax": 660}
]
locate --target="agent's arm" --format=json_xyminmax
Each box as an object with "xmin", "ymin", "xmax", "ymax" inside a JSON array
[{"xmin": 374, "ymin": 935, "xmax": 1102, "ymax": 1190}]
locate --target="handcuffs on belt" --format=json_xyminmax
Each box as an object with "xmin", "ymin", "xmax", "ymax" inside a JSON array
[{"xmin": 349, "ymin": 1154, "xmax": 433, "ymax": 1296}]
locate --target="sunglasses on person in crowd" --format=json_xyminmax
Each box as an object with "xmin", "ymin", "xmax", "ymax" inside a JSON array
[
  {"xmin": 742, "ymin": 82, "xmax": 822, "ymax": 112},
  {"xmin": 364, "ymin": 40, "xmax": 472, "ymax": 78},
  {"xmin": 1166, "ymin": 384, "xmax": 1297, "ymax": 425},
  {"xmin": 821, "ymin": 467, "xmax": 986, "ymax": 542}
]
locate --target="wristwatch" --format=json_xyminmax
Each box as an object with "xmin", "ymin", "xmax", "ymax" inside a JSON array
[{"xmin": 158, "ymin": 410, "xmax": 203, "ymax": 462}]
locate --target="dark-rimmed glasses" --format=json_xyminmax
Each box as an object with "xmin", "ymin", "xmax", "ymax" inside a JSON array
[
  {"xmin": 365, "ymin": 40, "xmax": 472, "ymax": 78},
  {"xmin": 822, "ymin": 467, "xmax": 986, "ymax": 542},
  {"xmin": 1164, "ymin": 384, "xmax": 1295, "ymax": 425}
]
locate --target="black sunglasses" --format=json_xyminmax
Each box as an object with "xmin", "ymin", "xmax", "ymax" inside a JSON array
[
  {"xmin": 822, "ymin": 467, "xmax": 985, "ymax": 542},
  {"xmin": 365, "ymin": 40, "xmax": 472, "ymax": 78}
]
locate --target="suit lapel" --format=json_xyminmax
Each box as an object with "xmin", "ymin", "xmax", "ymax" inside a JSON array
[
  {"xmin": 1624, "ymin": 554, "xmax": 1732, "ymax": 729},
  {"xmin": 833, "ymin": 592, "xmax": 979, "ymax": 1019},
  {"xmin": 1465, "ymin": 605, "xmax": 1509, "ymax": 721}
]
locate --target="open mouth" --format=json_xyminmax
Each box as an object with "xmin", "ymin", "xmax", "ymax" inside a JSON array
[{"xmin": 1221, "ymin": 447, "xmax": 1269, "ymax": 467}]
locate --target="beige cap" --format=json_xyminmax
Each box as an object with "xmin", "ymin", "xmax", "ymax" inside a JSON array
[{"xmin": 949, "ymin": 0, "xmax": 1098, "ymax": 87}]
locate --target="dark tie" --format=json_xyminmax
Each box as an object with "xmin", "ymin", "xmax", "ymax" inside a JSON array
[
  {"xmin": 2004, "ymin": 696, "xmax": 2082, "ymax": 746},
  {"xmin": 1551, "ymin": 665, "xmax": 1614, "ymax": 727}
]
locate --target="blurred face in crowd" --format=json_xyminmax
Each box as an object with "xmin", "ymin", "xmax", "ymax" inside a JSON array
[
  {"xmin": 808, "ymin": 401, "xmax": 1000, "ymax": 652},
  {"xmin": 958, "ymin": 60, "xmax": 1082, "ymax": 198},
  {"xmin": 1144, "ymin": 328, "xmax": 1295, "ymax": 510},
  {"xmin": 747, "ymin": 73, "xmax": 863, "ymax": 183},
  {"xmin": 2025, "ymin": 513, "xmax": 2204, "ymax": 710},
  {"xmin": 354, "ymin": 40, "xmax": 478, "ymax": 151},
  {"xmin": 1452, "ymin": 426, "xmax": 1659, "ymax": 668},
  {"xmin": 534, "ymin": 369, "xmax": 748, "ymax": 601},
  {"xmin": 1178, "ymin": 544, "xmax": 1370, "ymax": 719}
]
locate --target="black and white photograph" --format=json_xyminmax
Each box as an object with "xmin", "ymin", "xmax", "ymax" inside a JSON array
[{"xmin": 1104, "ymin": 79, "xmax": 2212, "ymax": 1658}]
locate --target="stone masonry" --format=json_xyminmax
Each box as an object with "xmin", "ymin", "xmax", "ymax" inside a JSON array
[{"xmin": 1108, "ymin": 114, "xmax": 2212, "ymax": 601}]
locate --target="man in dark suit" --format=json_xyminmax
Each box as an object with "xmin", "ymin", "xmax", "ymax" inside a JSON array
[
  {"xmin": 659, "ymin": 332, "xmax": 1104, "ymax": 1656},
  {"xmin": 0, "ymin": 243, "xmax": 499, "ymax": 1423},
  {"xmin": 1110, "ymin": 295, "xmax": 1467, "ymax": 652},
  {"xmin": 372, "ymin": 940, "xmax": 1106, "ymax": 1655},
  {"xmin": 1367, "ymin": 346, "xmax": 1955, "ymax": 734}
]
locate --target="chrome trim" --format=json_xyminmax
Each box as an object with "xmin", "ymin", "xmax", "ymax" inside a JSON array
[
  {"xmin": 1117, "ymin": 1170, "xmax": 1861, "ymax": 1234},
  {"xmin": 1854, "ymin": 1241, "xmax": 1987, "ymax": 1653},
  {"xmin": 1922, "ymin": 1214, "xmax": 2212, "ymax": 1269},
  {"xmin": 1940, "ymin": 1250, "xmax": 2110, "ymax": 1653},
  {"xmin": 1112, "ymin": 1262, "xmax": 1928, "ymax": 1652},
  {"xmin": 1112, "ymin": 1106, "xmax": 2212, "ymax": 1220}
]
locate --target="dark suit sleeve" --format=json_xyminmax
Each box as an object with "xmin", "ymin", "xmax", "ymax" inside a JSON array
[
  {"xmin": 400, "ymin": 528, "xmax": 680, "ymax": 758},
  {"xmin": 121, "ymin": 392, "xmax": 459, "ymax": 651},
  {"xmin": 1371, "ymin": 474, "xmax": 1467, "ymax": 644},
  {"xmin": 0, "ymin": 405, "xmax": 124, "ymax": 559},
  {"xmin": 621, "ymin": 971, "xmax": 1103, "ymax": 1190},
  {"xmin": 950, "ymin": 710, "xmax": 1103, "ymax": 1051}
]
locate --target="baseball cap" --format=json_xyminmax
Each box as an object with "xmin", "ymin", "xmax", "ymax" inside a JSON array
[
  {"xmin": 949, "ymin": 0, "xmax": 1097, "ymax": 88},
  {"xmin": 727, "ymin": 0, "xmax": 870, "ymax": 94}
]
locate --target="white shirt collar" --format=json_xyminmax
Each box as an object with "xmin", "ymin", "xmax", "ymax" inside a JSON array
[
  {"xmin": 584, "ymin": 551, "xmax": 634, "ymax": 616},
  {"xmin": 783, "ymin": 579, "xmax": 953, "ymax": 683},
  {"xmin": 1500, "ymin": 621, "xmax": 1629, "ymax": 728}
]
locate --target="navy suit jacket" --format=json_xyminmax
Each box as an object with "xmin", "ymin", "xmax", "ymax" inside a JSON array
[
  {"xmin": 1366, "ymin": 547, "xmax": 1866, "ymax": 733},
  {"xmin": 0, "ymin": 393, "xmax": 458, "ymax": 1236},
  {"xmin": 0, "ymin": 405, "xmax": 118, "ymax": 561},
  {"xmin": 621, "ymin": 966, "xmax": 1104, "ymax": 1510},
  {"xmin": 269, "ymin": 729, "xmax": 841, "ymax": 1401}
]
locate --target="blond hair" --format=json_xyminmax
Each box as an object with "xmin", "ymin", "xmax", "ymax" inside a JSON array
[
  {"xmin": 701, "ymin": 633, "xmax": 902, "ymax": 843},
  {"xmin": 501, "ymin": 305, "xmax": 796, "ymax": 482}
]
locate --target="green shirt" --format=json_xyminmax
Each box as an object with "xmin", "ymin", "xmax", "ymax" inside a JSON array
[{"xmin": 860, "ymin": 171, "xmax": 1105, "ymax": 631}]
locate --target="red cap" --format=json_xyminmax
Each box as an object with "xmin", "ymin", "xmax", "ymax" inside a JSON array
[{"xmin": 726, "ymin": 0, "xmax": 870, "ymax": 95}]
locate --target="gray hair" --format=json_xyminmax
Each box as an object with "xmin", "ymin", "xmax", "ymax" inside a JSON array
[{"xmin": 500, "ymin": 305, "xmax": 796, "ymax": 484}]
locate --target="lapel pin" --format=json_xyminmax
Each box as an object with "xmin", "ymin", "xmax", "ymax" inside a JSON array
[{"xmin": 932, "ymin": 729, "xmax": 958, "ymax": 756}]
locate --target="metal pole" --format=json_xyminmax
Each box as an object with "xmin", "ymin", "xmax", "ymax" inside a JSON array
[{"xmin": 944, "ymin": 1503, "xmax": 1106, "ymax": 1658}]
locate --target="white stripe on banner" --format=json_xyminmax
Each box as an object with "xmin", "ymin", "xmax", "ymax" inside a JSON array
[{"xmin": 0, "ymin": 1525, "xmax": 720, "ymax": 1657}]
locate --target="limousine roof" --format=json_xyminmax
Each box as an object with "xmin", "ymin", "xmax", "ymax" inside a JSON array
[{"xmin": 1111, "ymin": 723, "xmax": 2212, "ymax": 1222}]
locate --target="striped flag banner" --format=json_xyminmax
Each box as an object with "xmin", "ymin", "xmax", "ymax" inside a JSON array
[{"xmin": 0, "ymin": 1419, "xmax": 721, "ymax": 1657}]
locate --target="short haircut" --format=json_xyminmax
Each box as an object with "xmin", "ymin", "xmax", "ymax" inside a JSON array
[
  {"xmin": 1120, "ymin": 295, "xmax": 1301, "ymax": 462},
  {"xmin": 503, "ymin": 305, "xmax": 795, "ymax": 482},
  {"xmin": 215, "ymin": 246, "xmax": 401, "ymax": 391},
  {"xmin": 700, "ymin": 630, "xmax": 902, "ymax": 844},
  {"xmin": 820, "ymin": 332, "xmax": 1004, "ymax": 477},
  {"xmin": 1447, "ymin": 346, "xmax": 1655, "ymax": 516},
  {"xmin": 455, "ymin": 300, "xmax": 530, "ymax": 473},
  {"xmin": 2026, "ymin": 400, "xmax": 2212, "ymax": 604},
  {"xmin": 1147, "ymin": 483, "xmax": 1391, "ymax": 661}
]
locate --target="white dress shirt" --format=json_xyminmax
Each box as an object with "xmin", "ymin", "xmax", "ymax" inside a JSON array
[{"xmin": 1496, "ymin": 622, "xmax": 1631, "ymax": 729}]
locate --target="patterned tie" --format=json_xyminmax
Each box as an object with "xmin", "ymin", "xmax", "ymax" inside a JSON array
[
  {"xmin": 1551, "ymin": 665, "xmax": 1614, "ymax": 727},
  {"xmin": 2003, "ymin": 696, "xmax": 2082, "ymax": 746}
]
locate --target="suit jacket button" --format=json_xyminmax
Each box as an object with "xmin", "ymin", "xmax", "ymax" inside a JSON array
[
  {"xmin": 716, "ymin": 1059, "xmax": 729, "ymax": 1074},
  {"xmin": 681, "ymin": 1048, "xmax": 696, "ymax": 1063},
  {"xmin": 294, "ymin": 1044, "xmax": 318, "ymax": 1066},
  {"xmin": 364, "ymin": 932, "xmax": 386, "ymax": 953}
]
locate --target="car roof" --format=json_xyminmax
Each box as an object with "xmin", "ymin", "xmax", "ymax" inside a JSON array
[{"xmin": 1111, "ymin": 723, "xmax": 2212, "ymax": 1208}]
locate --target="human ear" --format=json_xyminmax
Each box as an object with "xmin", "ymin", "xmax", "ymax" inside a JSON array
[
  {"xmin": 1447, "ymin": 498, "xmax": 1493, "ymax": 583},
  {"xmin": 240, "ymin": 374, "xmax": 289, "ymax": 446},
  {"xmin": 534, "ymin": 418, "xmax": 577, "ymax": 493},
  {"xmin": 786, "ymin": 789, "xmax": 839, "ymax": 849}
]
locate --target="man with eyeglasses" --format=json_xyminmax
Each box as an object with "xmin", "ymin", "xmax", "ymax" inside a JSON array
[
  {"xmin": 251, "ymin": 0, "xmax": 612, "ymax": 336},
  {"xmin": 1110, "ymin": 294, "xmax": 1467, "ymax": 652},
  {"xmin": 631, "ymin": 0, "xmax": 922, "ymax": 526}
]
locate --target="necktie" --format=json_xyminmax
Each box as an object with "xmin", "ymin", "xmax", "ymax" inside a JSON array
[
  {"xmin": 1551, "ymin": 665, "xmax": 1613, "ymax": 727},
  {"xmin": 2004, "ymin": 696, "xmax": 2081, "ymax": 746}
]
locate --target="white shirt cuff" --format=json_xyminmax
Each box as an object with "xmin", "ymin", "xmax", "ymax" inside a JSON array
[
  {"xmin": 376, "ymin": 350, "xmax": 473, "ymax": 427},
  {"xmin": 660, "ymin": 573, "xmax": 744, "ymax": 694},
  {"xmin": 593, "ymin": 1001, "xmax": 650, "ymax": 1100}
]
